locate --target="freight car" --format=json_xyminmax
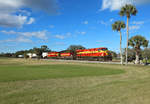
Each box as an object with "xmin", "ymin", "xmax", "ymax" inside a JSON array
[
  {"xmin": 46, "ymin": 47, "xmax": 112, "ymax": 61},
  {"xmin": 59, "ymin": 52, "xmax": 73, "ymax": 60},
  {"xmin": 47, "ymin": 52, "xmax": 59, "ymax": 59}
]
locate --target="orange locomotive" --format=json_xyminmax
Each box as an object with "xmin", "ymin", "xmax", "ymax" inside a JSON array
[{"xmin": 76, "ymin": 47, "xmax": 109, "ymax": 57}]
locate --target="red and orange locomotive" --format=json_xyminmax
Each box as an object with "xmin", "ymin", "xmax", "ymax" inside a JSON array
[{"xmin": 76, "ymin": 47, "xmax": 109, "ymax": 57}]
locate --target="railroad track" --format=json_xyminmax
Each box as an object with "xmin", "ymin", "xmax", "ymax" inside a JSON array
[{"xmin": 43, "ymin": 59, "xmax": 135, "ymax": 65}]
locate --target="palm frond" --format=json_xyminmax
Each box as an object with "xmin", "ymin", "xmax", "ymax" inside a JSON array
[
  {"xmin": 129, "ymin": 35, "xmax": 149, "ymax": 48},
  {"xmin": 119, "ymin": 4, "xmax": 137, "ymax": 18},
  {"xmin": 112, "ymin": 21, "xmax": 126, "ymax": 32}
]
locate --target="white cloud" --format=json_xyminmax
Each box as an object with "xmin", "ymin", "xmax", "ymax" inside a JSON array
[
  {"xmin": 27, "ymin": 17, "xmax": 35, "ymax": 24},
  {"xmin": 49, "ymin": 25, "xmax": 55, "ymax": 28},
  {"xmin": 0, "ymin": 14, "xmax": 28, "ymax": 28},
  {"xmin": 17, "ymin": 37, "xmax": 32, "ymax": 43},
  {"xmin": 80, "ymin": 32, "xmax": 86, "ymax": 35},
  {"xmin": 66, "ymin": 32, "xmax": 72, "ymax": 36},
  {"xmin": 101, "ymin": 0, "xmax": 150, "ymax": 11},
  {"xmin": 97, "ymin": 8, "xmax": 102, "ymax": 13},
  {"xmin": 0, "ymin": 0, "xmax": 58, "ymax": 28},
  {"xmin": 98, "ymin": 18, "xmax": 114, "ymax": 26},
  {"xmin": 132, "ymin": 21, "xmax": 144, "ymax": 25},
  {"xmin": 77, "ymin": 31, "xmax": 86, "ymax": 35},
  {"xmin": 55, "ymin": 35, "xmax": 65, "ymax": 39},
  {"xmin": 0, "ymin": 13, "xmax": 35, "ymax": 28},
  {"xmin": 1, "ymin": 30, "xmax": 48, "ymax": 40},
  {"xmin": 82, "ymin": 21, "xmax": 88, "ymax": 25},
  {"xmin": 1, "ymin": 30, "xmax": 17, "ymax": 34},
  {"xmin": 0, "ymin": 36, "xmax": 32, "ymax": 43},
  {"xmin": 18, "ymin": 9, "xmax": 31, "ymax": 16},
  {"xmin": 0, "ymin": 0, "xmax": 58, "ymax": 13},
  {"xmin": 110, "ymin": 18, "xmax": 114, "ymax": 22},
  {"xmin": 99, "ymin": 20, "xmax": 108, "ymax": 26},
  {"xmin": 96, "ymin": 40, "xmax": 111, "ymax": 44},
  {"xmin": 55, "ymin": 42, "xmax": 65, "ymax": 45},
  {"xmin": 129, "ymin": 20, "xmax": 145, "ymax": 30},
  {"xmin": 21, "ymin": 0, "xmax": 59, "ymax": 14},
  {"xmin": 129, "ymin": 25, "xmax": 140, "ymax": 30},
  {"xmin": 54, "ymin": 32, "xmax": 72, "ymax": 39},
  {"xmin": 101, "ymin": 0, "xmax": 134, "ymax": 11},
  {"xmin": 21, "ymin": 31, "xmax": 48, "ymax": 40}
]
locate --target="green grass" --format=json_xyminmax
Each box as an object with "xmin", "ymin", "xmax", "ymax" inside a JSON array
[
  {"xmin": 0, "ymin": 63, "xmax": 124, "ymax": 82},
  {"xmin": 1, "ymin": 58, "xmax": 150, "ymax": 104}
]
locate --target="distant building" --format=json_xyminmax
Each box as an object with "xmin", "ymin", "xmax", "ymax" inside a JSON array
[
  {"xmin": 42, "ymin": 52, "xmax": 48, "ymax": 58},
  {"xmin": 18, "ymin": 55, "xmax": 24, "ymax": 58},
  {"xmin": 27, "ymin": 53, "xmax": 37, "ymax": 58}
]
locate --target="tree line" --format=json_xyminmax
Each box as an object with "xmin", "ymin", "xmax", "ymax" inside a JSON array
[
  {"xmin": 0, "ymin": 45, "xmax": 86, "ymax": 59},
  {"xmin": 0, "ymin": 45, "xmax": 51, "ymax": 59}
]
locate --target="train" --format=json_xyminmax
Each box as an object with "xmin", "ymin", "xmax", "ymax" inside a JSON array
[{"xmin": 43, "ymin": 47, "xmax": 112, "ymax": 61}]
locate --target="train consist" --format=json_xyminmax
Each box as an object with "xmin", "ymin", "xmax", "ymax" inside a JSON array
[{"xmin": 44, "ymin": 47, "xmax": 112, "ymax": 61}]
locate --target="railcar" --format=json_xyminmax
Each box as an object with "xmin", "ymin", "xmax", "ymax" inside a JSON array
[
  {"xmin": 60, "ymin": 52, "xmax": 73, "ymax": 57},
  {"xmin": 47, "ymin": 52, "xmax": 59, "ymax": 58},
  {"xmin": 59, "ymin": 52, "xmax": 73, "ymax": 59}
]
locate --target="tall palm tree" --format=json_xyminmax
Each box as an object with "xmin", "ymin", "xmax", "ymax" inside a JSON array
[
  {"xmin": 129, "ymin": 35, "xmax": 149, "ymax": 64},
  {"xmin": 119, "ymin": 4, "xmax": 138, "ymax": 65},
  {"xmin": 112, "ymin": 21, "xmax": 126, "ymax": 65}
]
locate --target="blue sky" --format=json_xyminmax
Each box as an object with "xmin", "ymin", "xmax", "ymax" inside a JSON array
[{"xmin": 0, "ymin": 0, "xmax": 150, "ymax": 53}]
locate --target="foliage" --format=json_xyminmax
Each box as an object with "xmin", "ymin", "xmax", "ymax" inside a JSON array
[
  {"xmin": 142, "ymin": 48, "xmax": 150, "ymax": 59},
  {"xmin": 119, "ymin": 4, "xmax": 138, "ymax": 18},
  {"xmin": 129, "ymin": 35, "xmax": 148, "ymax": 63},
  {"xmin": 41, "ymin": 45, "xmax": 51, "ymax": 52},
  {"xmin": 5, "ymin": 45, "xmax": 51, "ymax": 59},
  {"xmin": 14, "ymin": 50, "xmax": 28, "ymax": 58},
  {"xmin": 32, "ymin": 45, "xmax": 51, "ymax": 59},
  {"xmin": 33, "ymin": 47, "xmax": 43, "ymax": 59},
  {"xmin": 112, "ymin": 21, "xmax": 126, "ymax": 64},
  {"xmin": 67, "ymin": 45, "xmax": 86, "ymax": 51},
  {"xmin": 24, "ymin": 53, "xmax": 29, "ymax": 59},
  {"xmin": 109, "ymin": 51, "xmax": 117, "ymax": 58},
  {"xmin": 59, "ymin": 50, "xmax": 71, "ymax": 53},
  {"xmin": 119, "ymin": 4, "xmax": 138, "ymax": 65},
  {"xmin": 67, "ymin": 45, "xmax": 86, "ymax": 60},
  {"xmin": 0, "ymin": 53, "xmax": 14, "ymax": 58},
  {"xmin": 129, "ymin": 35, "xmax": 149, "ymax": 49},
  {"xmin": 112, "ymin": 21, "xmax": 126, "ymax": 31},
  {"xmin": 123, "ymin": 48, "xmax": 136, "ymax": 62}
]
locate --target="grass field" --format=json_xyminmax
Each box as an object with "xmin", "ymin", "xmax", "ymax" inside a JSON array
[{"xmin": 0, "ymin": 58, "xmax": 150, "ymax": 104}]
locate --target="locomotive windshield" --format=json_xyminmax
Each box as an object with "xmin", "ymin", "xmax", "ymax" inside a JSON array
[
  {"xmin": 101, "ymin": 48, "xmax": 108, "ymax": 51},
  {"xmin": 98, "ymin": 48, "xmax": 108, "ymax": 51}
]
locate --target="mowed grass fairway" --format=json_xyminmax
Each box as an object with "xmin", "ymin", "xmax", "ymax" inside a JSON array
[{"xmin": 0, "ymin": 59, "xmax": 150, "ymax": 104}]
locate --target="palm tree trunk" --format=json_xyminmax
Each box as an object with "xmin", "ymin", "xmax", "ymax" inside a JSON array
[
  {"xmin": 119, "ymin": 31, "xmax": 123, "ymax": 65},
  {"xmin": 126, "ymin": 17, "xmax": 129, "ymax": 65},
  {"xmin": 135, "ymin": 51, "xmax": 140, "ymax": 64}
]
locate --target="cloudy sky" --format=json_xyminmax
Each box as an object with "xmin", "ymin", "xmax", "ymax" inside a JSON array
[{"xmin": 0, "ymin": 0, "xmax": 150, "ymax": 53}]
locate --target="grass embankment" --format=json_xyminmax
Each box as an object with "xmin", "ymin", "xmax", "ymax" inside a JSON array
[{"xmin": 0, "ymin": 58, "xmax": 150, "ymax": 104}]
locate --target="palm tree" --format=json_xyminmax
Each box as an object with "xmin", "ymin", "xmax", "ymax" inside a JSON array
[
  {"xmin": 129, "ymin": 35, "xmax": 149, "ymax": 64},
  {"xmin": 119, "ymin": 4, "xmax": 138, "ymax": 65},
  {"xmin": 67, "ymin": 45, "xmax": 86, "ymax": 60},
  {"xmin": 112, "ymin": 21, "xmax": 126, "ymax": 65}
]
